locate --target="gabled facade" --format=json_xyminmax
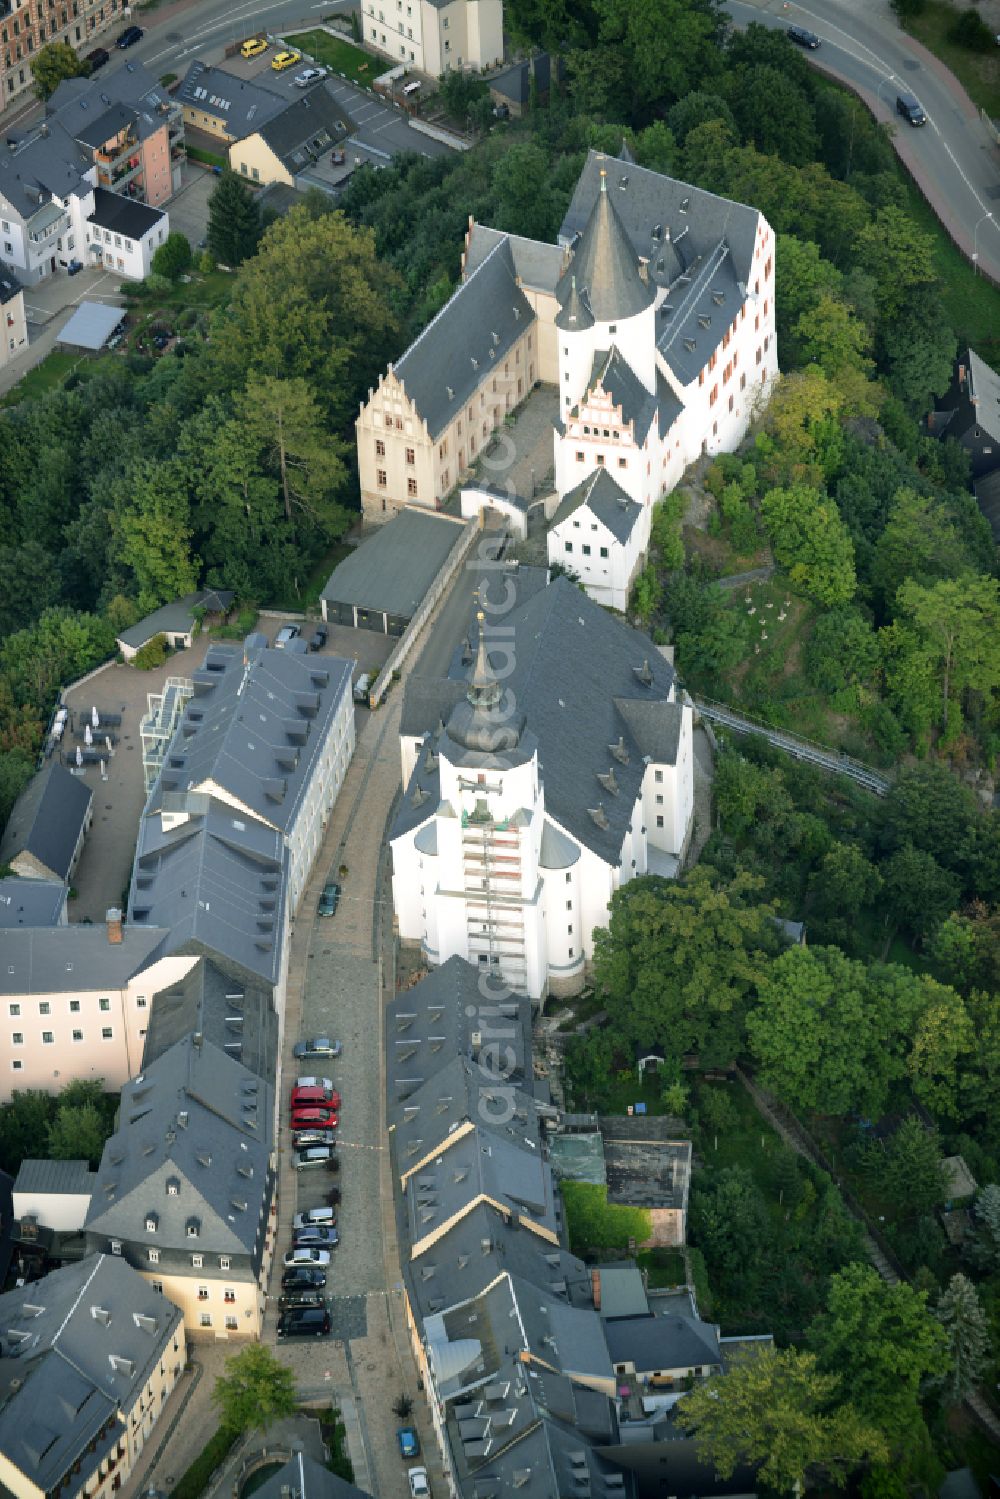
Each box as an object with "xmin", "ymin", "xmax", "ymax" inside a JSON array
[
  {"xmin": 548, "ymin": 467, "xmax": 645, "ymax": 611},
  {"xmin": 361, "ymin": 0, "xmax": 502, "ymax": 76}
]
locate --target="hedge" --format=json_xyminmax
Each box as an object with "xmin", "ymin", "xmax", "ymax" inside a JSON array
[{"xmin": 171, "ymin": 1423, "xmax": 239, "ymax": 1499}]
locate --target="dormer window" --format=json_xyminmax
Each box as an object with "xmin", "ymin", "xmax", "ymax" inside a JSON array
[
  {"xmin": 166, "ymin": 1178, "xmax": 180, "ymax": 1196},
  {"xmin": 110, "ymin": 1241, "xmax": 121, "ymax": 1255},
  {"xmin": 145, "ymin": 1214, "xmax": 158, "ymax": 1233},
  {"xmin": 186, "ymin": 1218, "xmax": 200, "ymax": 1238}
]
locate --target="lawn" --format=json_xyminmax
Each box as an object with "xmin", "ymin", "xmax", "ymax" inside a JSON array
[
  {"xmin": 125, "ymin": 269, "xmax": 234, "ymax": 313},
  {"xmin": 898, "ymin": 0, "xmax": 1000, "ymax": 119},
  {"xmin": 1, "ymin": 350, "xmax": 87, "ymax": 408},
  {"xmin": 636, "ymin": 1246, "xmax": 686, "ymax": 1288},
  {"xmin": 899, "ymin": 176, "xmax": 1000, "ymax": 366},
  {"xmin": 567, "ymin": 1068, "xmax": 680, "ymax": 1117},
  {"xmin": 283, "ymin": 31, "xmax": 377, "ymax": 85},
  {"xmin": 561, "ymin": 1181, "xmax": 652, "ymax": 1257}
]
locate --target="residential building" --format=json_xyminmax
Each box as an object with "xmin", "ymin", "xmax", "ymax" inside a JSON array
[
  {"xmin": 84, "ymin": 1032, "xmax": 277, "ymax": 1340},
  {"xmin": 0, "ymin": 913, "xmax": 194, "ymax": 1102},
  {"xmin": 0, "ymin": 0, "xmax": 123, "ymax": 115},
  {"xmin": 139, "ymin": 953, "xmax": 278, "ymax": 1085},
  {"xmin": 0, "ymin": 258, "xmax": 27, "ymax": 367},
  {"xmin": 0, "ymin": 876, "xmax": 67, "ymax": 927},
  {"xmin": 0, "ymin": 1253, "xmax": 185, "ymax": 1499},
  {"xmin": 930, "ymin": 347, "xmax": 1000, "ymax": 542},
  {"xmin": 390, "ymin": 577, "xmax": 694, "ymax": 1000},
  {"xmin": 0, "ymin": 761, "xmax": 93, "ymax": 884},
  {"xmin": 320, "ymin": 506, "xmax": 467, "ymax": 635},
  {"xmin": 13, "ymin": 1158, "xmax": 97, "ymax": 1233},
  {"xmin": 604, "ymin": 1310, "xmax": 723, "ymax": 1387},
  {"xmin": 548, "ymin": 466, "xmax": 645, "ymax": 611},
  {"xmin": 253, "ymin": 1452, "xmax": 372, "ymax": 1499},
  {"xmin": 86, "ymin": 186, "xmax": 168, "ymax": 277},
  {"xmin": 177, "ymin": 62, "xmax": 289, "ymax": 144},
  {"xmin": 47, "ymin": 60, "xmax": 185, "ymax": 207},
  {"xmin": 361, "ymin": 0, "xmax": 502, "ymax": 76},
  {"xmin": 115, "ymin": 587, "xmax": 234, "ymax": 660},
  {"xmin": 229, "ymin": 82, "xmax": 352, "ymax": 188}
]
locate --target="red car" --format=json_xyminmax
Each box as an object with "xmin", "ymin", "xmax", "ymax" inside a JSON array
[
  {"xmin": 291, "ymin": 1085, "xmax": 341, "ymax": 1110},
  {"xmin": 291, "ymin": 1108, "xmax": 339, "ymax": 1129}
]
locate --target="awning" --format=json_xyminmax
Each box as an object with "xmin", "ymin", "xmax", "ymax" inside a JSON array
[{"xmin": 56, "ymin": 300, "xmax": 124, "ymax": 350}]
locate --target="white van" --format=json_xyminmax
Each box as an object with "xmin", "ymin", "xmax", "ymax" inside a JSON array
[{"xmin": 353, "ymin": 672, "xmax": 371, "ymax": 703}]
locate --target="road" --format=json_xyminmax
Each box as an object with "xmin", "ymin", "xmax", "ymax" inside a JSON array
[{"xmin": 725, "ymin": 0, "xmax": 1000, "ymax": 282}]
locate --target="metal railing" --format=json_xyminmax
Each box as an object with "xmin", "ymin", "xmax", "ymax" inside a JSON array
[{"xmin": 692, "ymin": 694, "xmax": 891, "ymax": 796}]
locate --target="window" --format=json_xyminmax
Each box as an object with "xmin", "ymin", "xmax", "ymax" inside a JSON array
[
  {"xmin": 224, "ymin": 1288, "xmax": 236, "ymax": 1303},
  {"xmin": 197, "ymin": 1286, "xmax": 209, "ymax": 1301},
  {"xmin": 596, "ymin": 453, "xmax": 605, "ymax": 466},
  {"xmin": 72, "ymin": 1029, "xmax": 83, "ymax": 1042},
  {"xmin": 148, "ymin": 1249, "xmax": 159, "ymax": 1264},
  {"xmin": 39, "ymin": 1002, "xmax": 50, "ymax": 1015},
  {"xmin": 376, "ymin": 469, "xmax": 387, "ymax": 488},
  {"xmin": 11, "ymin": 1061, "xmax": 22, "ymax": 1071},
  {"xmin": 656, "ymin": 815, "xmax": 664, "ymax": 828},
  {"xmin": 405, "ymin": 447, "xmax": 415, "ymax": 465},
  {"xmin": 617, "ymin": 456, "xmax": 627, "ymax": 469},
  {"xmin": 600, "ymin": 546, "xmax": 609, "ymax": 558},
  {"xmin": 375, "ymin": 439, "xmax": 385, "ymax": 457},
  {"xmin": 564, "ymin": 542, "xmax": 573, "ymax": 553},
  {"xmin": 609, "ymin": 324, "xmax": 617, "ymax": 334},
  {"xmin": 8, "ymin": 1005, "xmax": 19, "ymax": 1017},
  {"xmin": 225, "ymin": 1315, "xmax": 238, "ymax": 1330},
  {"xmin": 220, "ymin": 1257, "xmax": 231, "ymax": 1270},
  {"xmin": 42, "ymin": 1031, "xmax": 54, "ymax": 1044},
  {"xmin": 151, "ymin": 1281, "xmax": 163, "ymax": 1294},
  {"xmin": 11, "ymin": 1032, "xmax": 22, "ymax": 1045},
  {"xmin": 69, "ymin": 1000, "xmax": 80, "ymax": 1012},
  {"xmin": 576, "ymin": 450, "xmax": 585, "ymax": 462},
  {"xmin": 136, "ymin": 996, "xmax": 146, "ymax": 1008},
  {"xmin": 654, "ymin": 769, "xmax": 663, "ymax": 783},
  {"xmin": 110, "ymin": 1240, "xmax": 122, "ymax": 1255},
  {"xmin": 407, "ymin": 478, "xmax": 418, "ymax": 497},
  {"xmin": 582, "ymin": 544, "xmax": 591, "ymax": 556},
  {"xmin": 199, "ymin": 1313, "xmax": 212, "ymax": 1328},
  {"xmin": 709, "ymin": 385, "xmax": 718, "ymax": 408},
  {"xmin": 99, "ymin": 998, "xmax": 110, "ymax": 1012},
  {"xmin": 191, "ymin": 1254, "xmax": 203, "ymax": 1268},
  {"xmin": 102, "ymin": 1027, "xmax": 113, "ymax": 1040}
]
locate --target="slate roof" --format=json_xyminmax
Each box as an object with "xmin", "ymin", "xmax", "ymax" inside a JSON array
[
  {"xmin": 255, "ymin": 82, "xmax": 352, "ymax": 172},
  {"xmin": 140, "ymin": 955, "xmax": 278, "ymax": 1083},
  {"xmin": 177, "ymin": 61, "xmax": 287, "ymax": 137},
  {"xmin": 116, "ymin": 588, "xmax": 234, "ymax": 649},
  {"xmin": 975, "ymin": 468, "xmax": 1000, "ymax": 543},
  {"xmin": 613, "ymin": 695, "xmax": 684, "ymax": 765},
  {"xmin": 487, "ymin": 52, "xmax": 557, "ymax": 106},
  {"xmin": 594, "ymin": 1264, "xmax": 649, "ymax": 1320},
  {"xmin": 0, "ymin": 762, "xmax": 93, "ymax": 882},
  {"xmin": 0, "ymin": 120, "xmax": 93, "ymax": 223},
  {"xmin": 604, "ymin": 1313, "xmax": 722, "ymax": 1373},
  {"xmin": 0, "ymin": 877, "xmax": 66, "ymax": 928},
  {"xmin": 322, "ymin": 509, "xmax": 466, "ymax": 619},
  {"xmin": 391, "ymin": 1055, "xmax": 544, "ymax": 1170},
  {"xmin": 967, "ymin": 347, "xmax": 1000, "ymax": 444},
  {"xmin": 85, "ymin": 1033, "xmax": 273, "ymax": 1256},
  {"xmin": 560, "ymin": 151, "xmax": 762, "ymax": 387},
  {"xmin": 463, "ymin": 221, "xmax": 565, "ymax": 294},
  {"xmin": 580, "ymin": 346, "xmax": 658, "ymax": 445},
  {"xmin": 13, "ymin": 1159, "xmax": 96, "ymax": 1196},
  {"xmin": 398, "ymin": 677, "xmax": 466, "ymax": 740},
  {"xmin": 404, "ymin": 1124, "xmax": 559, "ymax": 1253},
  {"xmin": 557, "ymin": 176, "xmax": 656, "ymax": 324},
  {"xmin": 0, "ymin": 259, "xmax": 23, "ymax": 306},
  {"xmin": 253, "ymin": 1451, "xmax": 371, "ymax": 1499},
  {"xmin": 394, "ymin": 236, "xmax": 535, "ymax": 440},
  {"xmin": 149, "ymin": 643, "xmax": 352, "ymax": 837},
  {"xmin": 0, "ymin": 1254, "xmax": 182, "ymax": 1496},
  {"xmin": 552, "ymin": 467, "xmax": 644, "ymax": 545},
  {"xmin": 0, "ymin": 923, "xmax": 165, "ymax": 997},
  {"xmin": 48, "ymin": 59, "xmax": 177, "ymax": 147},
  {"xmin": 129, "ymin": 798, "xmax": 288, "ymax": 987},
  {"xmin": 88, "ymin": 185, "xmax": 164, "ymax": 240}
]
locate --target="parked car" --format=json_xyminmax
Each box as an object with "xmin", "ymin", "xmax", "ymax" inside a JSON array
[
  {"xmin": 271, "ymin": 50, "xmax": 300, "ymax": 70},
  {"xmin": 293, "ymin": 1036, "xmax": 341, "ymax": 1060},
  {"xmin": 397, "ymin": 1428, "xmax": 420, "ymax": 1459},
  {"xmin": 295, "ymin": 1075, "xmax": 335, "ymax": 1092},
  {"xmin": 291, "ymin": 1085, "xmax": 336, "ymax": 1109},
  {"xmin": 293, "ymin": 1207, "xmax": 336, "ymax": 1228},
  {"xmin": 293, "ymin": 1146, "xmax": 337, "ymax": 1171},
  {"xmin": 240, "ymin": 36, "xmax": 268, "ymax": 57},
  {"xmin": 281, "ymin": 1265, "xmax": 327, "ymax": 1290},
  {"xmin": 353, "ymin": 672, "xmax": 371, "ymax": 703},
  {"xmin": 116, "ymin": 24, "xmax": 143, "ymax": 46},
  {"xmin": 896, "ymin": 91, "xmax": 927, "ymax": 126},
  {"xmin": 408, "ymin": 1469, "xmax": 430, "ymax": 1498},
  {"xmin": 318, "ymin": 881, "xmax": 340, "ymax": 917},
  {"xmin": 308, "ymin": 624, "xmax": 328, "ymax": 651},
  {"xmin": 292, "ymin": 1128, "xmax": 337, "ymax": 1149},
  {"xmin": 291, "ymin": 1109, "xmax": 339, "ymax": 1130},
  {"xmin": 787, "ymin": 24, "xmax": 820, "ymax": 46},
  {"xmin": 275, "ymin": 624, "xmax": 300, "ymax": 648},
  {"xmin": 292, "ymin": 1225, "xmax": 339, "ymax": 1248},
  {"xmin": 283, "ymin": 1246, "xmax": 331, "ymax": 1268},
  {"xmin": 278, "ymin": 1306, "xmax": 331, "ymax": 1338},
  {"xmin": 86, "ymin": 46, "xmax": 110, "ymax": 69},
  {"xmin": 295, "ymin": 67, "xmax": 325, "ymax": 87}
]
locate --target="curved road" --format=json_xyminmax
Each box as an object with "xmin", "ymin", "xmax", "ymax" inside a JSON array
[{"xmin": 726, "ymin": 0, "xmax": 1000, "ymax": 283}]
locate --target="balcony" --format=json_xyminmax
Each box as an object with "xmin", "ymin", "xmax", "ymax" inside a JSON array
[{"xmin": 95, "ymin": 134, "xmax": 137, "ymax": 170}]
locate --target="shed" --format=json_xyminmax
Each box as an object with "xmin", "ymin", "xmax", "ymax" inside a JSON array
[
  {"xmin": 0, "ymin": 763, "xmax": 93, "ymax": 883},
  {"xmin": 55, "ymin": 300, "xmax": 124, "ymax": 350},
  {"xmin": 320, "ymin": 508, "xmax": 466, "ymax": 635},
  {"xmin": 115, "ymin": 588, "xmax": 234, "ymax": 659}
]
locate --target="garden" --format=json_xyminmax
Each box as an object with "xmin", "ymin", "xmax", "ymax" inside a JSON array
[{"xmin": 283, "ymin": 31, "xmax": 376, "ymax": 85}]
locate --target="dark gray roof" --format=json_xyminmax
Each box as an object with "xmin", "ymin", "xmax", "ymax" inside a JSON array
[
  {"xmin": 116, "ymin": 589, "xmax": 234, "ymax": 649},
  {"xmin": 975, "ymin": 467, "xmax": 1000, "ymax": 543},
  {"xmin": 404, "ymin": 1124, "xmax": 559, "ymax": 1250},
  {"xmin": 390, "ymin": 1054, "xmax": 543, "ymax": 1170},
  {"xmin": 0, "ymin": 762, "xmax": 92, "ymax": 882},
  {"xmin": 150, "ymin": 644, "xmax": 352, "ymax": 837},
  {"xmin": 13, "ymin": 1159, "xmax": 96, "ymax": 1196},
  {"xmin": 560, "ymin": 151, "xmax": 762, "ymax": 386},
  {"xmin": 0, "ymin": 1254, "xmax": 182, "ymax": 1495},
  {"xmin": 255, "ymin": 82, "xmax": 352, "ymax": 171},
  {"xmin": 49, "ymin": 59, "xmax": 177, "ymax": 147},
  {"xmin": 600, "ymin": 1415, "xmax": 756, "ymax": 1497},
  {"xmin": 552, "ymin": 467, "xmax": 644, "ymax": 545},
  {"xmin": 129, "ymin": 798, "xmax": 288, "ymax": 987},
  {"xmin": 85, "ymin": 1033, "xmax": 273, "ymax": 1256},
  {"xmin": 487, "ymin": 52, "xmax": 557, "ymax": 106},
  {"xmin": 555, "ymin": 272, "xmax": 595, "ymax": 333},
  {"xmin": 0, "ymin": 120, "xmax": 93, "ymax": 222},
  {"xmin": 0, "ymin": 923, "xmax": 165, "ymax": 997},
  {"xmin": 657, "ymin": 366, "xmax": 685, "ymax": 436},
  {"xmin": 322, "ymin": 510, "xmax": 467, "ymax": 618},
  {"xmin": 253, "ymin": 1452, "xmax": 371, "ymax": 1499},
  {"xmin": 464, "ymin": 222, "xmax": 565, "ymax": 294},
  {"xmin": 141, "ymin": 956, "xmax": 278, "ymax": 1083},
  {"xmin": 0, "ymin": 877, "xmax": 66, "ymax": 928},
  {"xmin": 177, "ymin": 61, "xmax": 288, "ymax": 136},
  {"xmin": 556, "ymin": 177, "xmax": 655, "ymax": 324},
  {"xmin": 967, "ymin": 348, "xmax": 1000, "ymax": 444},
  {"xmin": 0, "ymin": 259, "xmax": 23, "ymax": 306},
  {"xmin": 88, "ymin": 185, "xmax": 164, "ymax": 241},
  {"xmin": 582, "ymin": 347, "xmax": 658, "ymax": 444},
  {"xmin": 73, "ymin": 102, "xmax": 132, "ymax": 149},
  {"xmin": 614, "ymin": 696, "xmax": 684, "ymax": 765},
  {"xmin": 395, "ymin": 236, "xmax": 535, "ymax": 440},
  {"xmin": 399, "ymin": 677, "xmax": 466, "ymax": 739},
  {"xmin": 604, "ymin": 1313, "xmax": 721, "ymax": 1373}
]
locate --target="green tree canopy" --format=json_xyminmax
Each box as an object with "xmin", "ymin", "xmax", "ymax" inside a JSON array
[
  {"xmin": 760, "ymin": 484, "xmax": 857, "ymax": 606},
  {"xmin": 206, "ymin": 169, "xmax": 262, "ymax": 268},
  {"xmin": 935, "ymin": 1273, "xmax": 989, "ymax": 1402},
  {"xmin": 32, "ymin": 40, "xmax": 89, "ymax": 99},
  {"xmin": 855, "ymin": 206, "xmax": 938, "ymax": 322},
  {"xmin": 895, "ymin": 574, "xmax": 1000, "ymax": 734},
  {"xmin": 882, "ymin": 844, "xmax": 961, "ymax": 942},
  {"xmin": 109, "ymin": 459, "xmax": 199, "ymax": 611},
  {"xmin": 212, "ymin": 1345, "xmax": 297, "ymax": 1434},
  {"xmin": 151, "ymin": 231, "xmax": 193, "ymax": 282},
  {"xmin": 47, "ymin": 1101, "xmax": 110, "ymax": 1168}
]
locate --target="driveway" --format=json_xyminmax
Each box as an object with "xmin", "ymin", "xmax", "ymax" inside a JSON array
[{"xmin": 161, "ymin": 164, "xmax": 217, "ymax": 248}]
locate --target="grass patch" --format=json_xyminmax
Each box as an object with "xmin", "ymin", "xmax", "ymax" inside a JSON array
[
  {"xmin": 265, "ymin": 540, "xmax": 353, "ymax": 613},
  {"xmin": 283, "ymin": 31, "xmax": 376, "ymax": 84},
  {"xmin": 568, "ymin": 1069, "xmax": 680, "ymax": 1117},
  {"xmin": 1, "ymin": 350, "xmax": 86, "ymax": 407},
  {"xmin": 125, "ymin": 272, "xmax": 234, "ymax": 314},
  {"xmin": 561, "ymin": 1181, "xmax": 652, "ymax": 1256},
  {"xmin": 636, "ymin": 1246, "xmax": 686, "ymax": 1288},
  {"xmin": 898, "ymin": 0, "xmax": 1000, "ymax": 118},
  {"xmin": 316, "ymin": 1408, "xmax": 354, "ymax": 1483},
  {"xmin": 171, "ymin": 1423, "xmax": 239, "ymax": 1499},
  {"xmin": 185, "ymin": 144, "xmax": 226, "ymax": 169},
  {"xmin": 898, "ymin": 177, "xmax": 1000, "ymax": 364}
]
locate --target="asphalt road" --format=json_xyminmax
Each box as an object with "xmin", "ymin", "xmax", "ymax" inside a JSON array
[{"xmin": 725, "ymin": 0, "xmax": 1000, "ymax": 282}]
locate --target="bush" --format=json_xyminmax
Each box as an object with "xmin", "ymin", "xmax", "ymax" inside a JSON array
[
  {"xmin": 130, "ymin": 633, "xmax": 168, "ymax": 670},
  {"xmin": 152, "ymin": 230, "xmax": 193, "ymax": 281},
  {"xmin": 688, "ymin": 1246, "xmax": 713, "ymax": 1317},
  {"xmin": 948, "ymin": 8, "xmax": 994, "ymax": 50},
  {"xmin": 197, "ymin": 249, "xmax": 215, "ymax": 274},
  {"xmin": 172, "ymin": 1424, "xmax": 238, "ymax": 1499}
]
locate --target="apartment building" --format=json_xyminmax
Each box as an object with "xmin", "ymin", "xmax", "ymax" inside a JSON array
[
  {"xmin": 47, "ymin": 60, "xmax": 185, "ymax": 207},
  {"xmin": 361, "ymin": 0, "xmax": 502, "ymax": 76},
  {"xmin": 84, "ymin": 1032, "xmax": 277, "ymax": 1340},
  {"xmin": 0, "ymin": 1253, "xmax": 185, "ymax": 1499},
  {"xmin": 0, "ymin": 0, "xmax": 123, "ymax": 114}
]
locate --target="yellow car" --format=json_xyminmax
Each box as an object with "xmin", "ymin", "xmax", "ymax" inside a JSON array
[
  {"xmin": 240, "ymin": 36, "xmax": 268, "ymax": 58},
  {"xmin": 271, "ymin": 50, "xmax": 301, "ymax": 71}
]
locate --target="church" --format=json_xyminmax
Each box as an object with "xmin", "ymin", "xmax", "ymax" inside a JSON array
[{"xmin": 390, "ymin": 576, "xmax": 694, "ymax": 1001}]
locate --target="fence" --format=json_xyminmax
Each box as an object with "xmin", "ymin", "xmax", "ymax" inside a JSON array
[{"xmin": 692, "ymin": 694, "xmax": 891, "ymax": 796}]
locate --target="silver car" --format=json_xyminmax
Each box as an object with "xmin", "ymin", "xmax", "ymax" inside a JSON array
[
  {"xmin": 293, "ymin": 1037, "xmax": 342, "ymax": 1060},
  {"xmin": 293, "ymin": 1206, "xmax": 336, "ymax": 1228},
  {"xmin": 296, "ymin": 1075, "xmax": 335, "ymax": 1092},
  {"xmin": 283, "ymin": 1246, "xmax": 331, "ymax": 1268},
  {"xmin": 295, "ymin": 66, "xmax": 325, "ymax": 87},
  {"xmin": 293, "ymin": 1146, "xmax": 337, "ymax": 1170}
]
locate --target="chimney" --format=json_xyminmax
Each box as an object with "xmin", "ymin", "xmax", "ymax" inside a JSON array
[
  {"xmin": 958, "ymin": 363, "xmax": 966, "ymax": 389},
  {"xmin": 106, "ymin": 907, "xmax": 123, "ymax": 944},
  {"xmin": 591, "ymin": 1268, "xmax": 601, "ymax": 1310}
]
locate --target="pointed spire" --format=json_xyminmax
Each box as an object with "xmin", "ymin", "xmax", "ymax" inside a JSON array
[
  {"xmin": 555, "ymin": 271, "xmax": 595, "ymax": 332},
  {"xmin": 468, "ymin": 612, "xmax": 502, "ymax": 712},
  {"xmin": 556, "ymin": 165, "xmax": 655, "ymax": 324}
]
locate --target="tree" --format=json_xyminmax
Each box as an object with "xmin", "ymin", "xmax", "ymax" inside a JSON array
[
  {"xmin": 808, "ymin": 842, "xmax": 882, "ymax": 922},
  {"xmin": 491, "ymin": 143, "xmax": 560, "ymax": 240},
  {"xmin": 878, "ymin": 764, "xmax": 976, "ymax": 870},
  {"xmin": 32, "ymin": 40, "xmax": 89, "ymax": 99},
  {"xmin": 666, "ymin": 90, "xmax": 735, "ymax": 144},
  {"xmin": 690, "ymin": 1167, "xmax": 770, "ymax": 1280},
  {"xmin": 151, "ymin": 231, "xmax": 193, "ymax": 282},
  {"xmin": 907, "ymin": 982, "xmax": 975, "ymax": 1118},
  {"xmin": 591, "ymin": 0, "xmax": 726, "ymax": 116},
  {"xmin": 760, "ymin": 485, "xmax": 856, "ymax": 605},
  {"xmin": 870, "ymin": 489, "xmax": 971, "ymax": 611},
  {"xmin": 895, "ymin": 574, "xmax": 1000, "ymax": 734},
  {"xmin": 726, "ymin": 63, "xmax": 818, "ymax": 165},
  {"xmin": 0, "ymin": 1090, "xmax": 56, "ymax": 1176},
  {"xmin": 879, "ymin": 289, "xmax": 956, "ymax": 409},
  {"xmin": 935, "ymin": 1274, "xmax": 988, "ymax": 1402},
  {"xmin": 808, "ymin": 1263, "xmax": 948, "ymax": 1447},
  {"xmin": 882, "ymin": 844, "xmax": 961, "ymax": 942},
  {"xmin": 775, "ymin": 235, "xmax": 844, "ymax": 349},
  {"xmin": 47, "ymin": 1101, "xmax": 109, "ymax": 1168},
  {"xmin": 761, "ymin": 367, "xmax": 846, "ymax": 484},
  {"xmin": 110, "ymin": 459, "xmax": 199, "ymax": 609},
  {"xmin": 212, "ymin": 1345, "xmax": 297, "ymax": 1435},
  {"xmin": 873, "ymin": 1118, "xmax": 945, "ymax": 1220},
  {"xmin": 804, "ymin": 608, "xmax": 879, "ymax": 695},
  {"xmin": 630, "ymin": 564, "xmax": 661, "ymax": 625},
  {"xmin": 791, "ymin": 294, "xmax": 874, "ymax": 387},
  {"xmin": 649, "ymin": 490, "xmax": 685, "ymax": 571},
  {"xmin": 679, "ymin": 1345, "xmax": 887, "ymax": 1494},
  {"xmin": 237, "ymin": 375, "xmax": 348, "ymax": 539},
  {"xmin": 855, "ymin": 207, "xmax": 938, "ymax": 322},
  {"xmin": 890, "ymin": 0, "xmax": 926, "ymax": 19},
  {"xmin": 206, "ymin": 169, "xmax": 262, "ymax": 267}
]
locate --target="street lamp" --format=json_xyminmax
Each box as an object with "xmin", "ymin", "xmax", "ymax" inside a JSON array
[{"xmin": 973, "ymin": 210, "xmax": 994, "ymax": 276}]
